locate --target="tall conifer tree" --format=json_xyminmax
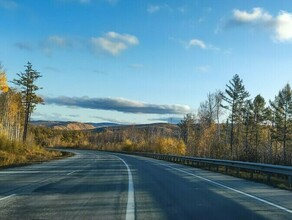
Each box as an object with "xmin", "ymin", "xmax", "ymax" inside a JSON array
[
  {"xmin": 270, "ymin": 84, "xmax": 292, "ymax": 164},
  {"xmin": 221, "ymin": 74, "xmax": 249, "ymax": 159},
  {"xmin": 12, "ymin": 62, "xmax": 43, "ymax": 142}
]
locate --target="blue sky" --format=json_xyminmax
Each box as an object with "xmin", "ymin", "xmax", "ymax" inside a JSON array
[{"xmin": 1, "ymin": 0, "xmax": 292, "ymax": 124}]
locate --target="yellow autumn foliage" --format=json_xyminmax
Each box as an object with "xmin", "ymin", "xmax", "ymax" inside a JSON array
[
  {"xmin": 0, "ymin": 72, "xmax": 9, "ymax": 93},
  {"xmin": 122, "ymin": 138, "xmax": 135, "ymax": 151},
  {"xmin": 154, "ymin": 137, "xmax": 186, "ymax": 155},
  {"xmin": 0, "ymin": 132, "xmax": 64, "ymax": 168}
]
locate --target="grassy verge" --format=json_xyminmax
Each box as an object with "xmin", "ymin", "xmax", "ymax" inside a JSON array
[{"xmin": 0, "ymin": 134, "xmax": 72, "ymax": 169}]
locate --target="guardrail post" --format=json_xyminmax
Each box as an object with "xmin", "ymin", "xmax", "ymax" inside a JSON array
[
  {"xmin": 225, "ymin": 166, "xmax": 228, "ymax": 174},
  {"xmin": 216, "ymin": 165, "xmax": 219, "ymax": 172},
  {"xmin": 236, "ymin": 168, "xmax": 240, "ymax": 176}
]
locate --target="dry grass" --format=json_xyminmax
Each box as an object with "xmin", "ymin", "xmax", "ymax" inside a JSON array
[{"xmin": 0, "ymin": 133, "xmax": 69, "ymax": 168}]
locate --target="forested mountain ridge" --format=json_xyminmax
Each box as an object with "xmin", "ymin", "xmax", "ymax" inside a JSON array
[
  {"xmin": 31, "ymin": 121, "xmax": 96, "ymax": 131},
  {"xmin": 31, "ymin": 120, "xmax": 179, "ymax": 133},
  {"xmin": 31, "ymin": 120, "xmax": 120, "ymax": 130}
]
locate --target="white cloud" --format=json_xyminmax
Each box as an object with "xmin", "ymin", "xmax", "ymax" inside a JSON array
[
  {"xmin": 147, "ymin": 4, "xmax": 171, "ymax": 14},
  {"xmin": 188, "ymin": 39, "xmax": 206, "ymax": 49},
  {"xmin": 91, "ymin": 32, "xmax": 139, "ymax": 55},
  {"xmin": 178, "ymin": 6, "xmax": 186, "ymax": 14},
  {"xmin": 147, "ymin": 5, "xmax": 161, "ymax": 13},
  {"xmin": 187, "ymin": 38, "xmax": 224, "ymax": 52},
  {"xmin": 150, "ymin": 117, "xmax": 183, "ymax": 124},
  {"xmin": 38, "ymin": 35, "xmax": 70, "ymax": 56},
  {"xmin": 230, "ymin": 8, "xmax": 292, "ymax": 42},
  {"xmin": 16, "ymin": 32, "xmax": 138, "ymax": 56},
  {"xmin": 45, "ymin": 96, "xmax": 191, "ymax": 115},
  {"xmin": 195, "ymin": 65, "xmax": 210, "ymax": 73},
  {"xmin": 233, "ymin": 7, "xmax": 272, "ymax": 23},
  {"xmin": 90, "ymin": 116, "xmax": 130, "ymax": 124},
  {"xmin": 32, "ymin": 112, "xmax": 71, "ymax": 122},
  {"xmin": 48, "ymin": 35, "xmax": 68, "ymax": 47},
  {"xmin": 106, "ymin": 32, "xmax": 139, "ymax": 45},
  {"xmin": 275, "ymin": 11, "xmax": 292, "ymax": 42},
  {"xmin": 91, "ymin": 37, "xmax": 126, "ymax": 55}
]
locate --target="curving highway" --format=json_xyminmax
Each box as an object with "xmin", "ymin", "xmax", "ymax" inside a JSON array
[{"xmin": 0, "ymin": 149, "xmax": 291, "ymax": 219}]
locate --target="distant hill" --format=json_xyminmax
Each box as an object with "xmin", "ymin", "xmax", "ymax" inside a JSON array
[
  {"xmin": 86, "ymin": 122, "xmax": 121, "ymax": 128},
  {"xmin": 92, "ymin": 123, "xmax": 181, "ymax": 138},
  {"xmin": 30, "ymin": 120, "xmax": 120, "ymax": 131},
  {"xmin": 30, "ymin": 121, "xmax": 179, "ymax": 135}
]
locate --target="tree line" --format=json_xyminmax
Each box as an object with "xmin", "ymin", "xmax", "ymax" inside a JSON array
[
  {"xmin": 179, "ymin": 74, "xmax": 292, "ymax": 165},
  {"xmin": 0, "ymin": 62, "xmax": 43, "ymax": 146},
  {"xmin": 0, "ymin": 62, "xmax": 62, "ymax": 167},
  {"xmin": 32, "ymin": 125, "xmax": 186, "ymax": 156},
  {"xmin": 1, "ymin": 61, "xmax": 291, "ymax": 165},
  {"xmin": 31, "ymin": 71, "xmax": 292, "ymax": 166}
]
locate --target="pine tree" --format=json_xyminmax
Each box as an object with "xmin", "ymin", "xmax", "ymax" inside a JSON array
[
  {"xmin": 242, "ymin": 99, "xmax": 253, "ymax": 160},
  {"xmin": 221, "ymin": 74, "xmax": 249, "ymax": 159},
  {"xmin": 12, "ymin": 62, "xmax": 43, "ymax": 142},
  {"xmin": 251, "ymin": 94, "xmax": 267, "ymax": 161},
  {"xmin": 270, "ymin": 84, "xmax": 292, "ymax": 164}
]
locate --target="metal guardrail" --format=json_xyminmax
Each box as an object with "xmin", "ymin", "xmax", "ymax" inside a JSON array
[{"xmin": 123, "ymin": 152, "xmax": 292, "ymax": 187}]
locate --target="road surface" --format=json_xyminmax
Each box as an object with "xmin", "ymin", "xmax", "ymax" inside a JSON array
[{"xmin": 0, "ymin": 149, "xmax": 291, "ymax": 219}]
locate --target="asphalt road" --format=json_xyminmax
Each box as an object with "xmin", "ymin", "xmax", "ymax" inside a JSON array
[{"xmin": 0, "ymin": 149, "xmax": 291, "ymax": 220}]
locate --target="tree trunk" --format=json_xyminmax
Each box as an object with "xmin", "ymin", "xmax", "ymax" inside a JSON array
[{"xmin": 23, "ymin": 101, "xmax": 30, "ymax": 142}]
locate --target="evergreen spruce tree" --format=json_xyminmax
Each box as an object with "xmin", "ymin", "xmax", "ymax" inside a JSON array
[
  {"xmin": 221, "ymin": 74, "xmax": 249, "ymax": 159},
  {"xmin": 251, "ymin": 94, "xmax": 267, "ymax": 161},
  {"xmin": 242, "ymin": 99, "xmax": 253, "ymax": 160},
  {"xmin": 270, "ymin": 84, "xmax": 292, "ymax": 164},
  {"xmin": 12, "ymin": 62, "xmax": 43, "ymax": 142}
]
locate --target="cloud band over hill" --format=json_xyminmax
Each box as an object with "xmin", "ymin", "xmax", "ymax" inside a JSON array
[{"xmin": 45, "ymin": 96, "xmax": 191, "ymax": 115}]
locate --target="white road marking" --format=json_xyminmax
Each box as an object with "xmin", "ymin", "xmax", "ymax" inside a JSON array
[
  {"xmin": 66, "ymin": 171, "xmax": 76, "ymax": 175},
  {"xmin": 155, "ymin": 161, "xmax": 292, "ymax": 214},
  {"xmin": 0, "ymin": 171, "xmax": 73, "ymax": 174},
  {"xmin": 0, "ymin": 171, "xmax": 40, "ymax": 174},
  {"xmin": 114, "ymin": 156, "xmax": 135, "ymax": 220},
  {"xmin": 0, "ymin": 194, "xmax": 16, "ymax": 201}
]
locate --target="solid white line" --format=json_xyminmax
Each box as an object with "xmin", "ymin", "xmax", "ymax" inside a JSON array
[
  {"xmin": 0, "ymin": 194, "xmax": 16, "ymax": 201},
  {"xmin": 114, "ymin": 156, "xmax": 135, "ymax": 220},
  {"xmin": 156, "ymin": 161, "xmax": 292, "ymax": 214},
  {"xmin": 0, "ymin": 171, "xmax": 73, "ymax": 174},
  {"xmin": 0, "ymin": 171, "xmax": 40, "ymax": 174}
]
